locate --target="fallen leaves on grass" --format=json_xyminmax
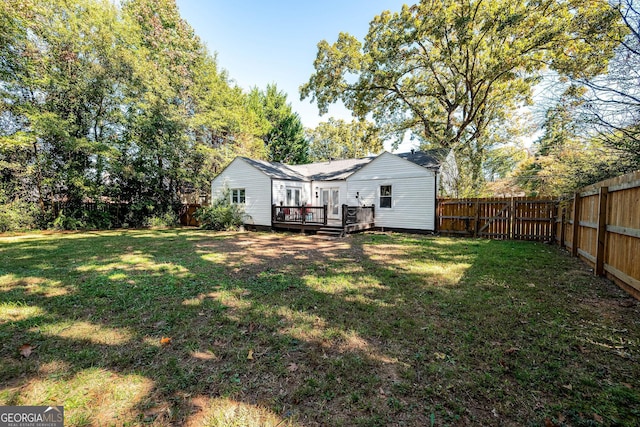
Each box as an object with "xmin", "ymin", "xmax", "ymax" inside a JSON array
[
  {"xmin": 160, "ymin": 337, "xmax": 172, "ymax": 346},
  {"xmin": 434, "ymin": 352, "xmax": 446, "ymax": 360},
  {"xmin": 19, "ymin": 343, "xmax": 34, "ymax": 358},
  {"xmin": 247, "ymin": 349, "xmax": 254, "ymax": 360},
  {"xmin": 287, "ymin": 363, "xmax": 298, "ymax": 372},
  {"xmin": 593, "ymin": 413, "xmax": 603, "ymax": 423}
]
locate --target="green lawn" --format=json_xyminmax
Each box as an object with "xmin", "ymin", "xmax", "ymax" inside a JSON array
[{"xmin": 0, "ymin": 229, "xmax": 638, "ymax": 426}]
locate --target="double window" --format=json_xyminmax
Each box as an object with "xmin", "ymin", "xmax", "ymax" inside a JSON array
[
  {"xmin": 380, "ymin": 185, "xmax": 392, "ymax": 208},
  {"xmin": 231, "ymin": 188, "xmax": 245, "ymax": 204}
]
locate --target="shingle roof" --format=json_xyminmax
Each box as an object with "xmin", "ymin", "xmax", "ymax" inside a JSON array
[
  {"xmin": 396, "ymin": 148, "xmax": 449, "ymax": 170},
  {"xmin": 240, "ymin": 157, "xmax": 307, "ymax": 181},
  {"xmin": 241, "ymin": 149, "xmax": 448, "ymax": 181},
  {"xmin": 288, "ymin": 157, "xmax": 373, "ymax": 181}
]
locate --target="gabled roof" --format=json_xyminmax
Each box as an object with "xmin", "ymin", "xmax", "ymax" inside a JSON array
[
  {"xmin": 396, "ymin": 148, "xmax": 449, "ymax": 170},
  {"xmin": 237, "ymin": 149, "xmax": 448, "ymax": 181},
  {"xmin": 288, "ymin": 157, "xmax": 373, "ymax": 181},
  {"xmin": 240, "ymin": 157, "xmax": 307, "ymax": 181}
]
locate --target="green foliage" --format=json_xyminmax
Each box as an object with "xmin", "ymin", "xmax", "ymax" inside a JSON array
[
  {"xmin": 195, "ymin": 191, "xmax": 245, "ymax": 231},
  {"xmin": 0, "ymin": 200, "xmax": 38, "ymax": 232},
  {"xmin": 306, "ymin": 118, "xmax": 383, "ymax": 161},
  {"xmin": 484, "ymin": 144, "xmax": 529, "ymax": 182},
  {"xmin": 145, "ymin": 211, "xmax": 179, "ymax": 228},
  {"xmin": 50, "ymin": 208, "xmax": 115, "ymax": 230},
  {"xmin": 513, "ymin": 98, "xmax": 626, "ymax": 197},
  {"xmin": 0, "ymin": 0, "xmax": 281, "ymax": 229},
  {"xmin": 301, "ymin": 0, "xmax": 626, "ymax": 193},
  {"xmin": 250, "ymin": 84, "xmax": 309, "ymax": 164},
  {"xmin": 51, "ymin": 212, "xmax": 86, "ymax": 231}
]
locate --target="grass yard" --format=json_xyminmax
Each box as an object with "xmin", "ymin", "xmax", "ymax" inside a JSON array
[{"xmin": 0, "ymin": 229, "xmax": 639, "ymax": 426}]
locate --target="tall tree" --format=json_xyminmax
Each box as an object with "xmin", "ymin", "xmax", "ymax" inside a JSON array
[
  {"xmin": 301, "ymin": 0, "xmax": 625, "ymax": 195},
  {"xmin": 0, "ymin": 0, "xmax": 132, "ymax": 212},
  {"xmin": 513, "ymin": 98, "xmax": 620, "ymax": 197},
  {"xmin": 250, "ymin": 84, "xmax": 308, "ymax": 164},
  {"xmin": 0, "ymin": 0, "xmax": 270, "ymax": 228},
  {"xmin": 574, "ymin": 0, "xmax": 640, "ymax": 171},
  {"xmin": 306, "ymin": 118, "xmax": 383, "ymax": 162}
]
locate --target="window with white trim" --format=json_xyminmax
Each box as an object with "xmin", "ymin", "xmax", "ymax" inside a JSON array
[
  {"xmin": 380, "ymin": 185, "xmax": 392, "ymax": 208},
  {"xmin": 231, "ymin": 188, "xmax": 245, "ymax": 204}
]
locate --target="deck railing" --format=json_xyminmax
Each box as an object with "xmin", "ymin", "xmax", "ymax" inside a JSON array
[
  {"xmin": 272, "ymin": 205, "xmax": 327, "ymax": 225},
  {"xmin": 342, "ymin": 205, "xmax": 375, "ymax": 227}
]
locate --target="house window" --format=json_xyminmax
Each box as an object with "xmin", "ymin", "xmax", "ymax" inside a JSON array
[
  {"xmin": 380, "ymin": 185, "xmax": 392, "ymax": 208},
  {"xmin": 231, "ymin": 188, "xmax": 245, "ymax": 204},
  {"xmin": 286, "ymin": 187, "xmax": 301, "ymax": 206}
]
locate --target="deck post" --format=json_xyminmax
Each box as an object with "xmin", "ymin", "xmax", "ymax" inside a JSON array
[
  {"xmin": 271, "ymin": 204, "xmax": 276, "ymax": 225},
  {"xmin": 323, "ymin": 205, "xmax": 328, "ymax": 225},
  {"xmin": 342, "ymin": 204, "xmax": 347, "ymax": 228}
]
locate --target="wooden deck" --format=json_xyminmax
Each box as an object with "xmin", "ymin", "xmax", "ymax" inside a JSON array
[{"xmin": 272, "ymin": 204, "xmax": 375, "ymax": 235}]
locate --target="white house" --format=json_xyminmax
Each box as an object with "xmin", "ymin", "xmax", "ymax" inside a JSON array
[{"xmin": 211, "ymin": 149, "xmax": 454, "ymax": 233}]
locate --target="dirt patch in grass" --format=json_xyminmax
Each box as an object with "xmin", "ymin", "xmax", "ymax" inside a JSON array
[{"xmin": 1, "ymin": 229, "xmax": 638, "ymax": 426}]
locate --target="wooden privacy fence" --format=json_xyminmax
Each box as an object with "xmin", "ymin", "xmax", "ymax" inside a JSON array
[
  {"xmin": 437, "ymin": 197, "xmax": 557, "ymax": 241},
  {"xmin": 179, "ymin": 203, "xmax": 201, "ymax": 226},
  {"xmin": 558, "ymin": 171, "xmax": 640, "ymax": 300}
]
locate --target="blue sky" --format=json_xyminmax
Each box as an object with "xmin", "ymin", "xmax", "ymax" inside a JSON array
[{"xmin": 175, "ymin": 1, "xmax": 409, "ymax": 135}]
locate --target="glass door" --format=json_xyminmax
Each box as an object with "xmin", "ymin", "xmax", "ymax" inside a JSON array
[
  {"xmin": 331, "ymin": 189, "xmax": 340, "ymax": 217},
  {"xmin": 321, "ymin": 188, "xmax": 340, "ymax": 219}
]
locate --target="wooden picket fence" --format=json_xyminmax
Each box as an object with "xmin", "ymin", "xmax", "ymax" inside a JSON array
[{"xmin": 437, "ymin": 197, "xmax": 557, "ymax": 241}]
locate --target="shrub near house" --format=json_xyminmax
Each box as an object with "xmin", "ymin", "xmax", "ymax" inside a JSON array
[{"xmin": 195, "ymin": 189, "xmax": 245, "ymax": 230}]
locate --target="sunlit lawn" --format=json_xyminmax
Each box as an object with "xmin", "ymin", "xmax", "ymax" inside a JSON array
[{"xmin": 1, "ymin": 229, "xmax": 638, "ymax": 426}]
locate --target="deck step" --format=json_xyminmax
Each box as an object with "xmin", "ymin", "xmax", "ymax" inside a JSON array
[{"xmin": 316, "ymin": 227, "xmax": 344, "ymax": 238}]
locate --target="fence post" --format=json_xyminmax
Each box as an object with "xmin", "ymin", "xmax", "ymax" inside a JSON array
[
  {"xmin": 559, "ymin": 207, "xmax": 566, "ymax": 248},
  {"xmin": 594, "ymin": 186, "xmax": 609, "ymax": 276},
  {"xmin": 550, "ymin": 201, "xmax": 557, "ymax": 243},
  {"xmin": 509, "ymin": 197, "xmax": 515, "ymax": 240},
  {"xmin": 571, "ymin": 192, "xmax": 580, "ymax": 257},
  {"xmin": 473, "ymin": 199, "xmax": 480, "ymax": 238}
]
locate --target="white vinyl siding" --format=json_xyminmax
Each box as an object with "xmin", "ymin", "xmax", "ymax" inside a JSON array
[
  {"xmin": 347, "ymin": 152, "xmax": 437, "ymax": 230},
  {"xmin": 211, "ymin": 158, "xmax": 272, "ymax": 226},
  {"xmin": 272, "ymin": 180, "xmax": 311, "ymax": 206}
]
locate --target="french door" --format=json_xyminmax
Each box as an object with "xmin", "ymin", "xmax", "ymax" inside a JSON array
[{"xmin": 321, "ymin": 188, "xmax": 340, "ymax": 219}]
